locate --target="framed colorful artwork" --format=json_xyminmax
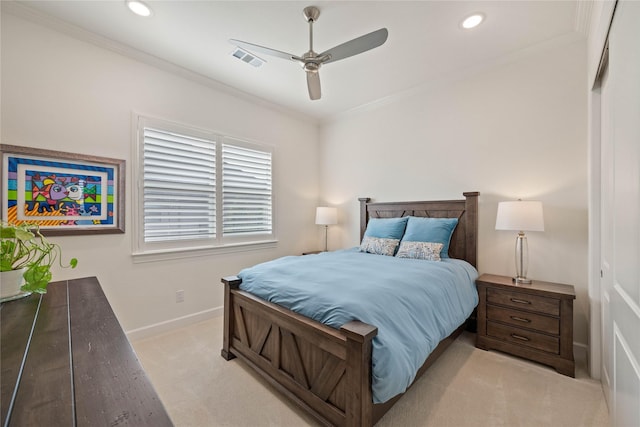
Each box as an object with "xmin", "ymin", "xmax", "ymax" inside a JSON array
[{"xmin": 1, "ymin": 144, "xmax": 125, "ymax": 235}]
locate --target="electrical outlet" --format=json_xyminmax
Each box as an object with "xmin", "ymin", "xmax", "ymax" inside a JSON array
[{"xmin": 176, "ymin": 290, "xmax": 184, "ymax": 303}]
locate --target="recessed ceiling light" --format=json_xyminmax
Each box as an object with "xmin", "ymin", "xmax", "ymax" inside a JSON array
[
  {"xmin": 461, "ymin": 13, "xmax": 484, "ymax": 29},
  {"xmin": 126, "ymin": 0, "xmax": 152, "ymax": 17}
]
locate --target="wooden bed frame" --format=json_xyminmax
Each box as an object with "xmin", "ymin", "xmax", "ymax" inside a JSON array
[{"xmin": 221, "ymin": 192, "xmax": 479, "ymax": 426}]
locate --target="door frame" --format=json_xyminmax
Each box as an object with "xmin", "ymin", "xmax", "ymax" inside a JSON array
[{"xmin": 587, "ymin": 0, "xmax": 617, "ymax": 380}]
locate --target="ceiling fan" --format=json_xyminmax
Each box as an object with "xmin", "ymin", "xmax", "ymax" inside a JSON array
[{"xmin": 230, "ymin": 5, "xmax": 388, "ymax": 101}]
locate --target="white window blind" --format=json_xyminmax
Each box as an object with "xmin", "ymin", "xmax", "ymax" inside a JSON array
[
  {"xmin": 134, "ymin": 116, "xmax": 275, "ymax": 258},
  {"xmin": 143, "ymin": 128, "xmax": 216, "ymax": 243},
  {"xmin": 222, "ymin": 143, "xmax": 272, "ymax": 236}
]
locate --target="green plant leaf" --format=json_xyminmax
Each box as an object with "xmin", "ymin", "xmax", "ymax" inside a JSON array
[
  {"xmin": 0, "ymin": 260, "xmax": 13, "ymax": 272},
  {"xmin": 0, "ymin": 226, "xmax": 16, "ymax": 238},
  {"xmin": 21, "ymin": 265, "xmax": 52, "ymax": 294},
  {"xmin": 15, "ymin": 228, "xmax": 35, "ymax": 242}
]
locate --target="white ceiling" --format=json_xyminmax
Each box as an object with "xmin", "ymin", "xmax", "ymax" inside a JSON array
[{"xmin": 6, "ymin": 1, "xmax": 587, "ymax": 122}]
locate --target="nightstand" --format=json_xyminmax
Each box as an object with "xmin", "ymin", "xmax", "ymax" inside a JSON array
[{"xmin": 475, "ymin": 274, "xmax": 576, "ymax": 377}]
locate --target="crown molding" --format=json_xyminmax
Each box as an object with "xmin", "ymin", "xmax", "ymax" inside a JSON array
[
  {"xmin": 575, "ymin": 0, "xmax": 595, "ymax": 36},
  {"xmin": 322, "ymin": 31, "xmax": 586, "ymax": 125},
  {"xmin": 2, "ymin": 1, "xmax": 319, "ymax": 126},
  {"xmin": 3, "ymin": 1, "xmax": 589, "ymax": 129}
]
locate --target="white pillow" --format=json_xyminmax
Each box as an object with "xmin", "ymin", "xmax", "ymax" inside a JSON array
[
  {"xmin": 360, "ymin": 236, "xmax": 400, "ymax": 256},
  {"xmin": 395, "ymin": 241, "xmax": 444, "ymax": 261}
]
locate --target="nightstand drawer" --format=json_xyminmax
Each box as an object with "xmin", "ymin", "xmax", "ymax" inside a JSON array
[
  {"xmin": 487, "ymin": 288, "xmax": 560, "ymax": 316},
  {"xmin": 487, "ymin": 305, "xmax": 560, "ymax": 335},
  {"xmin": 487, "ymin": 321, "xmax": 559, "ymax": 354}
]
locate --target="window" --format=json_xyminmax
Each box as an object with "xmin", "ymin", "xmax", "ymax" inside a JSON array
[
  {"xmin": 143, "ymin": 128, "xmax": 216, "ymax": 243},
  {"xmin": 222, "ymin": 142, "xmax": 273, "ymax": 237},
  {"xmin": 133, "ymin": 116, "xmax": 274, "ymax": 259}
]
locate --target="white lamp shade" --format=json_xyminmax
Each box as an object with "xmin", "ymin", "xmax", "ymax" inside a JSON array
[
  {"xmin": 495, "ymin": 201, "xmax": 544, "ymax": 232},
  {"xmin": 315, "ymin": 207, "xmax": 337, "ymax": 225}
]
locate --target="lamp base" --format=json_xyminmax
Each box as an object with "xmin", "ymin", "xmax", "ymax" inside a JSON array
[
  {"xmin": 512, "ymin": 276, "xmax": 532, "ymax": 285},
  {"xmin": 323, "ymin": 225, "xmax": 329, "ymax": 252}
]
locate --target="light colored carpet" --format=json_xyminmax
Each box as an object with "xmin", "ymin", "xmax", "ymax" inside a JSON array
[{"xmin": 131, "ymin": 316, "xmax": 609, "ymax": 427}]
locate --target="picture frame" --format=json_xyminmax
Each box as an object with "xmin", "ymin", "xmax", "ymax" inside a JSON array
[{"xmin": 1, "ymin": 144, "xmax": 125, "ymax": 236}]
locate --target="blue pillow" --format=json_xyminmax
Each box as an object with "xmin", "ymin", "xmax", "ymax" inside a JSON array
[
  {"xmin": 363, "ymin": 217, "xmax": 409, "ymax": 240},
  {"xmin": 400, "ymin": 217, "xmax": 458, "ymax": 258}
]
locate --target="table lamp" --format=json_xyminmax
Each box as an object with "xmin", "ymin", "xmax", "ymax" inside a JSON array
[
  {"xmin": 495, "ymin": 200, "xmax": 544, "ymax": 284},
  {"xmin": 315, "ymin": 207, "xmax": 337, "ymax": 251}
]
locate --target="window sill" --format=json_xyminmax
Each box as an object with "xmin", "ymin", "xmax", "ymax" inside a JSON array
[{"xmin": 132, "ymin": 239, "xmax": 278, "ymax": 263}]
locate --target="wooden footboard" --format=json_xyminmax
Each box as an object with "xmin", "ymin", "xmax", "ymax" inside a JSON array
[{"xmin": 221, "ymin": 276, "xmax": 465, "ymax": 427}]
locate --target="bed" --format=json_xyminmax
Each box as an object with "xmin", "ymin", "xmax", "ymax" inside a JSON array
[{"xmin": 220, "ymin": 192, "xmax": 479, "ymax": 426}]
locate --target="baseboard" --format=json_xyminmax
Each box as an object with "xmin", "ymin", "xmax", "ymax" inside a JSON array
[
  {"xmin": 126, "ymin": 306, "xmax": 223, "ymax": 341},
  {"xmin": 574, "ymin": 341, "xmax": 589, "ymax": 369}
]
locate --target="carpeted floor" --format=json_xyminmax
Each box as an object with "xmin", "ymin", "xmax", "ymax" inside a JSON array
[{"xmin": 131, "ymin": 316, "xmax": 609, "ymax": 427}]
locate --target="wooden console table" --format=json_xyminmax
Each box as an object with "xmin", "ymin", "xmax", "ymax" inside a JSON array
[{"xmin": 1, "ymin": 276, "xmax": 173, "ymax": 426}]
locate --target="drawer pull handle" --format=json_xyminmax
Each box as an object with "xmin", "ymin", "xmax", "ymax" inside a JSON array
[
  {"xmin": 510, "ymin": 298, "xmax": 531, "ymax": 305},
  {"xmin": 510, "ymin": 316, "xmax": 531, "ymax": 323},
  {"xmin": 510, "ymin": 333, "xmax": 530, "ymax": 342}
]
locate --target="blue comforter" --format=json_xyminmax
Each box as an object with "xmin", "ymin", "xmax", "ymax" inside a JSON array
[{"xmin": 238, "ymin": 248, "xmax": 478, "ymax": 403}]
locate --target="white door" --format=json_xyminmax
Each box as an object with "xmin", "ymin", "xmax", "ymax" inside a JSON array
[{"xmin": 600, "ymin": 1, "xmax": 640, "ymax": 425}]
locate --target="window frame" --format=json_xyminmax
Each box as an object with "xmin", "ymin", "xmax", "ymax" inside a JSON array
[{"xmin": 132, "ymin": 114, "xmax": 276, "ymax": 262}]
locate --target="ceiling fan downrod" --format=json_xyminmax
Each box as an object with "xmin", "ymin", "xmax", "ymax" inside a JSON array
[
  {"xmin": 304, "ymin": 6, "xmax": 319, "ymax": 52},
  {"xmin": 302, "ymin": 6, "xmax": 329, "ymax": 70}
]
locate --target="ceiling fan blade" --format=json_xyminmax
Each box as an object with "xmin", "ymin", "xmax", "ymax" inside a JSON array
[
  {"xmin": 229, "ymin": 39, "xmax": 298, "ymax": 62},
  {"xmin": 319, "ymin": 28, "xmax": 388, "ymax": 64},
  {"xmin": 306, "ymin": 71, "xmax": 321, "ymax": 100}
]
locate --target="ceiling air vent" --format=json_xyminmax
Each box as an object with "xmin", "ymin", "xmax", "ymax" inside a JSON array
[{"xmin": 231, "ymin": 47, "xmax": 265, "ymax": 68}]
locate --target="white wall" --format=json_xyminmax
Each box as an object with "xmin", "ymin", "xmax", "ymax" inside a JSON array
[
  {"xmin": 2, "ymin": 9, "xmax": 591, "ymax": 349},
  {"xmin": 1, "ymin": 12, "xmax": 320, "ymax": 333},
  {"xmin": 320, "ymin": 39, "xmax": 590, "ymax": 345}
]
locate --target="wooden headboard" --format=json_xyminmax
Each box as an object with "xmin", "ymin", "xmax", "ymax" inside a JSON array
[{"xmin": 359, "ymin": 192, "xmax": 479, "ymax": 267}]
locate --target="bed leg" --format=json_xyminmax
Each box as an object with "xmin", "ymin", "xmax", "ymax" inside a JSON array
[
  {"xmin": 341, "ymin": 321, "xmax": 378, "ymax": 427},
  {"xmin": 466, "ymin": 308, "xmax": 478, "ymax": 333},
  {"xmin": 220, "ymin": 349, "xmax": 235, "ymax": 361},
  {"xmin": 221, "ymin": 276, "xmax": 242, "ymax": 361}
]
